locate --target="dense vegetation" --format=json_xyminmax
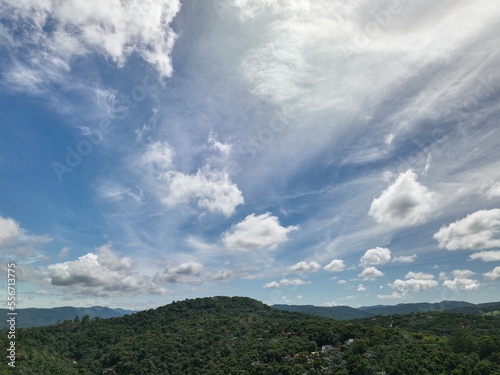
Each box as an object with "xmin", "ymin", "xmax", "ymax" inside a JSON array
[{"xmin": 1, "ymin": 296, "xmax": 499, "ymax": 374}]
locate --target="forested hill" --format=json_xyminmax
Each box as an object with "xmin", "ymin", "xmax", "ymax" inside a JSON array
[
  {"xmin": 2, "ymin": 296, "xmax": 499, "ymax": 374},
  {"xmin": 274, "ymin": 301, "xmax": 500, "ymax": 320}
]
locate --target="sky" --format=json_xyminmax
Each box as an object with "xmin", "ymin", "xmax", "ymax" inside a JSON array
[{"xmin": 0, "ymin": 0, "xmax": 499, "ymax": 310}]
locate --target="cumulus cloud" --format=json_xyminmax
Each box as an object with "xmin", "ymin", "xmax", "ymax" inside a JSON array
[
  {"xmin": 212, "ymin": 270, "xmax": 233, "ymax": 281},
  {"xmin": 48, "ymin": 247, "xmax": 168, "ymax": 296},
  {"xmin": 322, "ymin": 301, "xmax": 340, "ymax": 307},
  {"xmin": 136, "ymin": 139, "xmax": 244, "ymax": 217},
  {"xmin": 360, "ymin": 247, "xmax": 391, "ymax": 267},
  {"xmin": 392, "ymin": 254, "xmax": 417, "ymax": 263},
  {"xmin": 357, "ymin": 284, "xmax": 366, "ymax": 292},
  {"xmin": 434, "ymin": 209, "xmax": 500, "ymax": 250},
  {"xmin": 359, "ymin": 266, "xmax": 385, "ymax": 281},
  {"xmin": 324, "ymin": 259, "xmax": 345, "ymax": 272},
  {"xmin": 469, "ymin": 250, "xmax": 500, "ymax": 262},
  {"xmin": 156, "ymin": 261, "xmax": 204, "ymax": 284},
  {"xmin": 0, "ymin": 216, "xmax": 22, "ymax": 244},
  {"xmin": 484, "ymin": 266, "xmax": 500, "ymax": 280},
  {"xmin": 163, "ymin": 167, "xmax": 244, "ymax": 217},
  {"xmin": 338, "ymin": 279, "xmax": 347, "ymax": 285},
  {"xmin": 222, "ymin": 212, "xmax": 298, "ymax": 252},
  {"xmin": 289, "ymin": 260, "xmax": 321, "ymax": 274},
  {"xmin": 263, "ymin": 281, "xmax": 280, "ymax": 289},
  {"xmin": 263, "ymin": 278, "xmax": 310, "ymax": 288},
  {"xmin": 96, "ymin": 243, "xmax": 133, "ymax": 271},
  {"xmin": 380, "ymin": 271, "xmax": 438, "ymax": 299},
  {"xmin": 1, "ymin": 0, "xmax": 180, "ymax": 82},
  {"xmin": 441, "ymin": 270, "xmax": 480, "ymax": 290},
  {"xmin": 369, "ymin": 170, "xmax": 436, "ymax": 226}
]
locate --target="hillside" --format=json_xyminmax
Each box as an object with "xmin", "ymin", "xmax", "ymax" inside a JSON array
[
  {"xmin": 273, "ymin": 304, "xmax": 370, "ymax": 320},
  {"xmin": 0, "ymin": 306, "xmax": 135, "ymax": 329},
  {"xmin": 2, "ymin": 296, "xmax": 499, "ymax": 374},
  {"xmin": 273, "ymin": 300, "xmax": 500, "ymax": 319}
]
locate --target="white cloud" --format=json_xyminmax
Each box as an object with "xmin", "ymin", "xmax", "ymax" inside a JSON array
[
  {"xmin": 296, "ymin": 295, "xmax": 303, "ymax": 300},
  {"xmin": 289, "ymin": 260, "xmax": 321, "ymax": 274},
  {"xmin": 222, "ymin": 212, "xmax": 298, "ymax": 252},
  {"xmin": 434, "ymin": 209, "xmax": 500, "ymax": 250},
  {"xmin": 322, "ymin": 301, "xmax": 340, "ymax": 307},
  {"xmin": 360, "ymin": 247, "xmax": 391, "ymax": 267},
  {"xmin": 338, "ymin": 279, "xmax": 347, "ymax": 285},
  {"xmin": 0, "ymin": 216, "xmax": 51, "ymax": 257},
  {"xmin": 0, "ymin": 216, "xmax": 22, "ymax": 244},
  {"xmin": 141, "ymin": 141, "xmax": 174, "ymax": 172},
  {"xmin": 208, "ymin": 133, "xmax": 232, "ymax": 157},
  {"xmin": 58, "ymin": 247, "xmax": 70, "ymax": 258},
  {"xmin": 482, "ymin": 182, "xmax": 500, "ymax": 199},
  {"xmin": 369, "ymin": 170, "xmax": 436, "ymax": 226},
  {"xmin": 48, "ymin": 247, "xmax": 168, "ymax": 296},
  {"xmin": 163, "ymin": 167, "xmax": 244, "ymax": 217},
  {"xmin": 377, "ymin": 292, "xmax": 404, "ymax": 300},
  {"xmin": 96, "ymin": 243, "xmax": 132, "ymax": 271},
  {"xmin": 386, "ymin": 271, "xmax": 438, "ymax": 297},
  {"xmin": 441, "ymin": 269, "xmax": 480, "ymax": 291},
  {"xmin": 359, "ymin": 266, "xmax": 384, "ymax": 281},
  {"xmin": 263, "ymin": 278, "xmax": 310, "ymax": 288},
  {"xmin": 2, "ymin": 0, "xmax": 180, "ymax": 78},
  {"xmin": 393, "ymin": 254, "xmax": 417, "ymax": 263},
  {"xmin": 324, "ymin": 259, "xmax": 345, "ymax": 272},
  {"xmin": 156, "ymin": 261, "xmax": 204, "ymax": 284},
  {"xmin": 212, "ymin": 270, "xmax": 233, "ymax": 281},
  {"xmin": 405, "ymin": 271, "xmax": 435, "ymax": 280},
  {"xmin": 357, "ymin": 284, "xmax": 366, "ymax": 292},
  {"xmin": 263, "ymin": 281, "xmax": 280, "ymax": 289},
  {"xmin": 470, "ymin": 250, "xmax": 500, "ymax": 262},
  {"xmin": 484, "ymin": 266, "xmax": 500, "ymax": 280}
]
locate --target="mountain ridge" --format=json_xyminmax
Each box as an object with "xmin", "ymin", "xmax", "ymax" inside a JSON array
[
  {"xmin": 273, "ymin": 300, "xmax": 500, "ymax": 320},
  {"xmin": 0, "ymin": 305, "xmax": 136, "ymax": 329}
]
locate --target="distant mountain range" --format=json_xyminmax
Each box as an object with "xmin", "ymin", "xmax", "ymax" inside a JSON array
[
  {"xmin": 2, "ymin": 300, "xmax": 499, "ymax": 329},
  {"xmin": 273, "ymin": 300, "xmax": 500, "ymax": 320},
  {"xmin": 0, "ymin": 306, "xmax": 136, "ymax": 328}
]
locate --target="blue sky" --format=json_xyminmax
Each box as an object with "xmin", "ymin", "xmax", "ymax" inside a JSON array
[{"xmin": 0, "ymin": 0, "xmax": 499, "ymax": 310}]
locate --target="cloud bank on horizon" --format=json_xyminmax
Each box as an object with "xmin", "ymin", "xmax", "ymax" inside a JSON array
[{"xmin": 0, "ymin": 0, "xmax": 499, "ymax": 309}]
